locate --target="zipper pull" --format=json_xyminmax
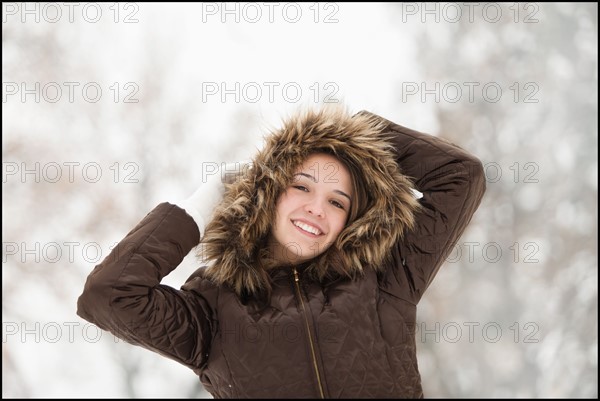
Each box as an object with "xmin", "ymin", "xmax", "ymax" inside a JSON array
[{"xmin": 293, "ymin": 267, "xmax": 299, "ymax": 282}]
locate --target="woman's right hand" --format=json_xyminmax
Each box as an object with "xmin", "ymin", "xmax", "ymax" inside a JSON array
[{"xmin": 178, "ymin": 162, "xmax": 250, "ymax": 238}]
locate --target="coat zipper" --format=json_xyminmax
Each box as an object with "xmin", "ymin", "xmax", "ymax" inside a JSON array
[{"xmin": 293, "ymin": 267, "xmax": 325, "ymax": 399}]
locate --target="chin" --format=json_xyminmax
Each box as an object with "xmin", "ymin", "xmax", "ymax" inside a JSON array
[{"xmin": 282, "ymin": 245, "xmax": 318, "ymax": 263}]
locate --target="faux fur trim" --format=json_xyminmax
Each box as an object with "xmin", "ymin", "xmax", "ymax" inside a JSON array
[{"xmin": 198, "ymin": 105, "xmax": 419, "ymax": 296}]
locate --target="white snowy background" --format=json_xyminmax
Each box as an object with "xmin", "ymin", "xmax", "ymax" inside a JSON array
[{"xmin": 2, "ymin": 2, "xmax": 597, "ymax": 398}]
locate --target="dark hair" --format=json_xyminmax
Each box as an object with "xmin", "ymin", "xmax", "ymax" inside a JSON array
[{"xmin": 311, "ymin": 148, "xmax": 369, "ymax": 227}]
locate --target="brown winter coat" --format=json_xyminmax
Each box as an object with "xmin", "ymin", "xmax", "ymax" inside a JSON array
[{"xmin": 77, "ymin": 108, "xmax": 486, "ymax": 398}]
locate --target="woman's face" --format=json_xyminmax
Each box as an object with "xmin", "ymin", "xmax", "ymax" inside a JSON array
[{"xmin": 269, "ymin": 153, "xmax": 353, "ymax": 265}]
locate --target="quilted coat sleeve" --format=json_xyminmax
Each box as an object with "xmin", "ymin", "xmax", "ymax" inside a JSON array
[
  {"xmin": 76, "ymin": 202, "xmax": 214, "ymax": 371},
  {"xmin": 370, "ymin": 113, "xmax": 486, "ymax": 303}
]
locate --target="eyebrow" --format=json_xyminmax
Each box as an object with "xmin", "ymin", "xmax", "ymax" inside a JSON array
[{"xmin": 294, "ymin": 173, "xmax": 353, "ymax": 203}]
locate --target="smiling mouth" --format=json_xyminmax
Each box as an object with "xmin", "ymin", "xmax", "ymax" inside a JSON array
[{"xmin": 291, "ymin": 220, "xmax": 323, "ymax": 236}]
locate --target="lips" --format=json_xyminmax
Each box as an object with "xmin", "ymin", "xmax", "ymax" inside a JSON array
[{"xmin": 291, "ymin": 219, "xmax": 323, "ymax": 236}]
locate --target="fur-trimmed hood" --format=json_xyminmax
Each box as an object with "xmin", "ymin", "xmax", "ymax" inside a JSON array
[{"xmin": 199, "ymin": 106, "xmax": 420, "ymax": 296}]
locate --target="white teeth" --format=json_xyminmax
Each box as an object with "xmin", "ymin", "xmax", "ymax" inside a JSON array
[{"xmin": 293, "ymin": 221, "xmax": 322, "ymax": 235}]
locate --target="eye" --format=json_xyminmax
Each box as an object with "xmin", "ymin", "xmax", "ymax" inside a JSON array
[
  {"xmin": 330, "ymin": 200, "xmax": 345, "ymax": 210},
  {"xmin": 293, "ymin": 185, "xmax": 308, "ymax": 192}
]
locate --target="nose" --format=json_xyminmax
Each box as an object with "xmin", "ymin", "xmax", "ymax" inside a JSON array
[{"xmin": 305, "ymin": 198, "xmax": 325, "ymax": 218}]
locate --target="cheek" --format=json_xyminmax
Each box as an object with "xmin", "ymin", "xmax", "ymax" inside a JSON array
[
  {"xmin": 273, "ymin": 194, "xmax": 294, "ymax": 228},
  {"xmin": 329, "ymin": 215, "xmax": 347, "ymax": 238},
  {"xmin": 277, "ymin": 192, "xmax": 300, "ymax": 214}
]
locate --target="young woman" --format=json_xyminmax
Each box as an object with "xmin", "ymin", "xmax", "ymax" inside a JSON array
[{"xmin": 77, "ymin": 106, "xmax": 486, "ymax": 398}]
